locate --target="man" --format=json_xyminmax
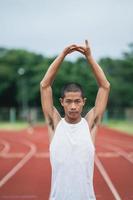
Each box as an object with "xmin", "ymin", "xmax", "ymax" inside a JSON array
[{"xmin": 40, "ymin": 40, "xmax": 110, "ymax": 200}]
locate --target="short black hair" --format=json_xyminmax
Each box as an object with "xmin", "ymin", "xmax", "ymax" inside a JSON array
[{"xmin": 60, "ymin": 82, "xmax": 85, "ymax": 98}]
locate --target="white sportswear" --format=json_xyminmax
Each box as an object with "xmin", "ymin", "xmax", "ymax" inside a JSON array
[{"xmin": 49, "ymin": 117, "xmax": 96, "ymax": 200}]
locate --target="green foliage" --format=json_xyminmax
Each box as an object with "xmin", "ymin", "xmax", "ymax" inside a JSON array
[
  {"xmin": 99, "ymin": 43, "xmax": 133, "ymax": 110},
  {"xmin": 0, "ymin": 44, "xmax": 133, "ymax": 116}
]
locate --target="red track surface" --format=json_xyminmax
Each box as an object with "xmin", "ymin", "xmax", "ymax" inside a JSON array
[{"xmin": 0, "ymin": 126, "xmax": 133, "ymax": 200}]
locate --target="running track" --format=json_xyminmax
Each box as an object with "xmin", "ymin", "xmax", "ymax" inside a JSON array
[{"xmin": 0, "ymin": 126, "xmax": 133, "ymax": 200}]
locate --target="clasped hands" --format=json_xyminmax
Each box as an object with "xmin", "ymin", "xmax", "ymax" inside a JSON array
[{"xmin": 62, "ymin": 40, "xmax": 91, "ymax": 58}]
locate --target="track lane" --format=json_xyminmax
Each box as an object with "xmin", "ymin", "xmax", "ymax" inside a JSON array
[
  {"xmin": 96, "ymin": 129, "xmax": 133, "ymax": 200},
  {"xmin": 0, "ymin": 126, "xmax": 133, "ymax": 200}
]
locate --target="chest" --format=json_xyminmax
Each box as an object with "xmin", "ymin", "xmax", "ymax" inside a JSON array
[{"xmin": 50, "ymin": 124, "xmax": 95, "ymax": 166}]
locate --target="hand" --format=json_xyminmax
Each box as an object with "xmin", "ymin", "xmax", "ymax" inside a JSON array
[
  {"xmin": 76, "ymin": 40, "xmax": 92, "ymax": 58},
  {"xmin": 62, "ymin": 44, "xmax": 78, "ymax": 57}
]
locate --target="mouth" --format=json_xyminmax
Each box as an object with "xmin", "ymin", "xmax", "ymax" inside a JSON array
[{"xmin": 69, "ymin": 111, "xmax": 78, "ymax": 114}]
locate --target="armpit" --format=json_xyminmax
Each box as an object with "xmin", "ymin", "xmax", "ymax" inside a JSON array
[
  {"xmin": 48, "ymin": 116, "xmax": 54, "ymax": 130},
  {"xmin": 91, "ymin": 116, "xmax": 101, "ymax": 129}
]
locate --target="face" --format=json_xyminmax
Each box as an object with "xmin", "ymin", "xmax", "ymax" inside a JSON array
[{"xmin": 60, "ymin": 91, "xmax": 86, "ymax": 122}]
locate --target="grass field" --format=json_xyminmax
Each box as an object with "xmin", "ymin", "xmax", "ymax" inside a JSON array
[
  {"xmin": 0, "ymin": 120, "xmax": 133, "ymax": 135},
  {"xmin": 103, "ymin": 120, "xmax": 133, "ymax": 135},
  {"xmin": 0, "ymin": 121, "xmax": 44, "ymax": 131}
]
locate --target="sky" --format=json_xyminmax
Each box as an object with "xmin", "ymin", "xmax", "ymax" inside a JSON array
[{"xmin": 0, "ymin": 0, "xmax": 133, "ymax": 60}]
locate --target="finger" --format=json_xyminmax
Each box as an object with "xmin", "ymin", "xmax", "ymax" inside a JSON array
[
  {"xmin": 69, "ymin": 47, "xmax": 77, "ymax": 51},
  {"xmin": 76, "ymin": 48, "xmax": 84, "ymax": 54},
  {"xmin": 68, "ymin": 49, "xmax": 79, "ymax": 55},
  {"xmin": 69, "ymin": 47, "xmax": 84, "ymax": 54},
  {"xmin": 68, "ymin": 49, "xmax": 76, "ymax": 54},
  {"xmin": 65, "ymin": 45, "xmax": 76, "ymax": 51},
  {"xmin": 77, "ymin": 46, "xmax": 85, "ymax": 51},
  {"xmin": 68, "ymin": 47, "xmax": 77, "ymax": 53},
  {"xmin": 72, "ymin": 44, "xmax": 77, "ymax": 47},
  {"xmin": 68, "ymin": 48, "xmax": 77, "ymax": 53},
  {"xmin": 85, "ymin": 40, "xmax": 91, "ymax": 49},
  {"xmin": 69, "ymin": 44, "xmax": 77, "ymax": 48},
  {"xmin": 70, "ymin": 46, "xmax": 77, "ymax": 50},
  {"xmin": 85, "ymin": 40, "xmax": 89, "ymax": 48},
  {"xmin": 66, "ymin": 45, "xmax": 77, "ymax": 52}
]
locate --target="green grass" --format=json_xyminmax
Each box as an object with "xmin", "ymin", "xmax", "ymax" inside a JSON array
[
  {"xmin": 0, "ymin": 120, "xmax": 133, "ymax": 136},
  {"xmin": 104, "ymin": 120, "xmax": 133, "ymax": 135},
  {"xmin": 0, "ymin": 121, "xmax": 45, "ymax": 131},
  {"xmin": 0, "ymin": 122, "xmax": 29, "ymax": 130}
]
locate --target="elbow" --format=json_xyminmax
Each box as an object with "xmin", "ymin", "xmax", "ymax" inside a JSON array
[
  {"xmin": 40, "ymin": 81, "xmax": 51, "ymax": 92},
  {"xmin": 40, "ymin": 81, "xmax": 44, "ymax": 90},
  {"xmin": 40, "ymin": 81, "xmax": 44, "ymax": 88},
  {"xmin": 40, "ymin": 80, "xmax": 48, "ymax": 89},
  {"xmin": 40, "ymin": 82, "xmax": 47, "ymax": 91},
  {"xmin": 104, "ymin": 81, "xmax": 110, "ymax": 90},
  {"xmin": 106, "ymin": 81, "xmax": 110, "ymax": 89}
]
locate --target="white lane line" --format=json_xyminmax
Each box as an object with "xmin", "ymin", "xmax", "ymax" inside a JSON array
[
  {"xmin": 35, "ymin": 152, "xmax": 49, "ymax": 158},
  {"xmin": 102, "ymin": 143, "xmax": 133, "ymax": 164},
  {"xmin": 0, "ymin": 139, "xmax": 10, "ymax": 154},
  {"xmin": 95, "ymin": 155, "xmax": 122, "ymax": 200},
  {"xmin": 0, "ymin": 140, "xmax": 36, "ymax": 188},
  {"xmin": 0, "ymin": 152, "xmax": 49, "ymax": 158},
  {"xmin": 97, "ymin": 152, "xmax": 120, "ymax": 158},
  {"xmin": 1, "ymin": 147, "xmax": 133, "ymax": 160},
  {"xmin": 99, "ymin": 138, "xmax": 133, "ymax": 149},
  {"xmin": 0, "ymin": 152, "xmax": 25, "ymax": 158},
  {"xmin": 0, "ymin": 195, "xmax": 37, "ymax": 199},
  {"xmin": 129, "ymin": 152, "xmax": 133, "ymax": 158},
  {"xmin": 1, "ymin": 195, "xmax": 37, "ymax": 199}
]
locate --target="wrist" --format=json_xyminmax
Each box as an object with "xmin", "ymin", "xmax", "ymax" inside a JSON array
[
  {"xmin": 86, "ymin": 54, "xmax": 94, "ymax": 61},
  {"xmin": 60, "ymin": 51, "xmax": 66, "ymax": 59},
  {"xmin": 58, "ymin": 52, "xmax": 66, "ymax": 61}
]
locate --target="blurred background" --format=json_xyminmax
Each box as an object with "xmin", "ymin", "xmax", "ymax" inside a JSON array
[{"xmin": 0, "ymin": 0, "xmax": 133, "ymax": 134}]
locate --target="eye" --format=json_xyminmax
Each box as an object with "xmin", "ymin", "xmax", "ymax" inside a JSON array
[
  {"xmin": 65, "ymin": 99, "xmax": 72, "ymax": 103},
  {"xmin": 75, "ymin": 100, "xmax": 81, "ymax": 103}
]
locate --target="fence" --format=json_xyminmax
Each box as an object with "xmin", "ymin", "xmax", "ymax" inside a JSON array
[
  {"xmin": 0, "ymin": 107, "xmax": 133, "ymax": 123},
  {"xmin": 0, "ymin": 107, "xmax": 44, "ymax": 123}
]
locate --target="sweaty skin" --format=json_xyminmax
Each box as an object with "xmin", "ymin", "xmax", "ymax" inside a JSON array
[{"xmin": 40, "ymin": 40, "xmax": 110, "ymax": 144}]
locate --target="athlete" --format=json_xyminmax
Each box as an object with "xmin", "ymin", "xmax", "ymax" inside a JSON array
[{"xmin": 40, "ymin": 40, "xmax": 110, "ymax": 200}]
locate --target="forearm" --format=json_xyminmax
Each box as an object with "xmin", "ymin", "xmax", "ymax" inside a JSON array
[
  {"xmin": 86, "ymin": 55, "xmax": 110, "ymax": 89},
  {"xmin": 40, "ymin": 53, "xmax": 65, "ymax": 88}
]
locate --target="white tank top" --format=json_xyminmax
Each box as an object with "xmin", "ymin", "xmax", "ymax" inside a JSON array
[{"xmin": 49, "ymin": 118, "xmax": 96, "ymax": 200}]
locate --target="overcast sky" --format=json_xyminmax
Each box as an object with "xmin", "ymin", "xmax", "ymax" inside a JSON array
[{"xmin": 0, "ymin": 0, "xmax": 133, "ymax": 60}]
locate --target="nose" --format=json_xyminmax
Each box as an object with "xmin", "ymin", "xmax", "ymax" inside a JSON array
[{"xmin": 71, "ymin": 102, "xmax": 76, "ymax": 110}]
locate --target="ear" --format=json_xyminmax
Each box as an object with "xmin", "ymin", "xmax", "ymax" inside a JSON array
[
  {"xmin": 83, "ymin": 98, "xmax": 87, "ymax": 105},
  {"xmin": 59, "ymin": 98, "xmax": 64, "ymax": 107}
]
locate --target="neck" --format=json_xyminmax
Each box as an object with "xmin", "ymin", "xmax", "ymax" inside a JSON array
[{"xmin": 64, "ymin": 116, "xmax": 81, "ymax": 124}]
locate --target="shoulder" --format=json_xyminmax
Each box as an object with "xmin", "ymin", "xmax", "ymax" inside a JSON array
[
  {"xmin": 46, "ymin": 107, "xmax": 61, "ymax": 142},
  {"xmin": 85, "ymin": 107, "xmax": 102, "ymax": 128},
  {"xmin": 46, "ymin": 107, "xmax": 61, "ymax": 129},
  {"xmin": 84, "ymin": 107, "xmax": 102, "ymax": 142},
  {"xmin": 53, "ymin": 107, "xmax": 62, "ymax": 128}
]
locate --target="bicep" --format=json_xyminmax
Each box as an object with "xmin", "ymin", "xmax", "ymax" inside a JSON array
[
  {"xmin": 85, "ymin": 87, "xmax": 109, "ymax": 131},
  {"xmin": 40, "ymin": 85, "xmax": 61, "ymax": 129},
  {"xmin": 94, "ymin": 87, "xmax": 110, "ymax": 118},
  {"xmin": 85, "ymin": 108, "xmax": 101, "ymax": 130},
  {"xmin": 85, "ymin": 108, "xmax": 101, "ymax": 143},
  {"xmin": 40, "ymin": 85, "xmax": 54, "ymax": 119}
]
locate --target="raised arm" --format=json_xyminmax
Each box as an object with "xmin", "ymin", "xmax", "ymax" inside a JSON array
[
  {"xmin": 40, "ymin": 45, "xmax": 77, "ymax": 133},
  {"xmin": 77, "ymin": 40, "xmax": 110, "ymax": 137}
]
